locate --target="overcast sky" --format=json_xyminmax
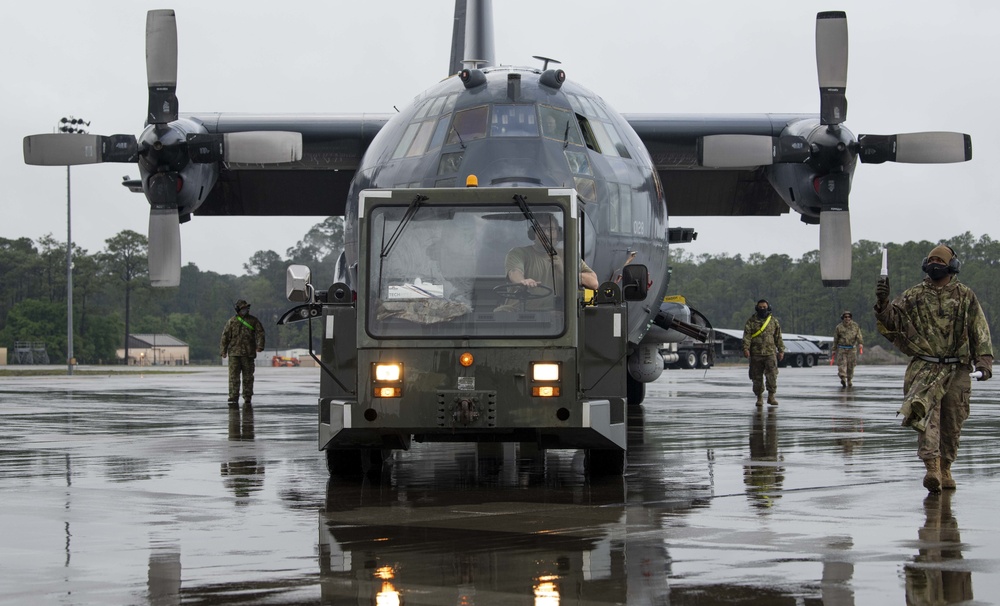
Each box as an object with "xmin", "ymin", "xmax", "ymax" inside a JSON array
[{"xmin": 3, "ymin": 1, "xmax": 996, "ymax": 276}]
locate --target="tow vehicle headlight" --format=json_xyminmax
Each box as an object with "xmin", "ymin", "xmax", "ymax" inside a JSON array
[
  {"xmin": 374, "ymin": 363, "xmax": 402, "ymax": 382},
  {"xmin": 532, "ymin": 363, "xmax": 560, "ymax": 382},
  {"xmin": 372, "ymin": 362, "xmax": 403, "ymax": 398},
  {"xmin": 531, "ymin": 362, "xmax": 561, "ymax": 397}
]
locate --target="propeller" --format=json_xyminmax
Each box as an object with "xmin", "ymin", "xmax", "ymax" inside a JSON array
[
  {"xmin": 22, "ymin": 9, "xmax": 304, "ymax": 288},
  {"xmin": 698, "ymin": 11, "xmax": 972, "ymax": 286}
]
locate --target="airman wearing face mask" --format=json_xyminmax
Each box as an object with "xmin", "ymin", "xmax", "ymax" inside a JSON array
[
  {"xmin": 742, "ymin": 299, "xmax": 785, "ymax": 406},
  {"xmin": 875, "ymin": 244, "xmax": 993, "ymax": 493}
]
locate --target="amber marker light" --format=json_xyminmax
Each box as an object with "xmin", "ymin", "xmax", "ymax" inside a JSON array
[
  {"xmin": 459, "ymin": 352, "xmax": 474, "ymax": 367},
  {"xmin": 372, "ymin": 362, "xmax": 403, "ymax": 398},
  {"xmin": 532, "ymin": 386, "xmax": 560, "ymax": 397}
]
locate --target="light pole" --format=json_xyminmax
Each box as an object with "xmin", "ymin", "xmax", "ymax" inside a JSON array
[{"xmin": 58, "ymin": 116, "xmax": 90, "ymax": 375}]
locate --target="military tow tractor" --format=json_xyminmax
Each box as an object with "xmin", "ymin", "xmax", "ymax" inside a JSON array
[{"xmin": 280, "ymin": 187, "xmax": 649, "ymax": 475}]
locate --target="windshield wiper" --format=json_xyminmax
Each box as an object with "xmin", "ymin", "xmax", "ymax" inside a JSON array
[
  {"xmin": 513, "ymin": 194, "xmax": 557, "ymax": 258},
  {"xmin": 380, "ymin": 194, "xmax": 428, "ymax": 260},
  {"xmin": 377, "ymin": 194, "xmax": 428, "ymax": 298}
]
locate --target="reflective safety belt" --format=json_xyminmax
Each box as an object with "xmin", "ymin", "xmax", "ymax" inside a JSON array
[
  {"xmin": 237, "ymin": 316, "xmax": 255, "ymax": 331},
  {"xmin": 750, "ymin": 315, "xmax": 771, "ymax": 339}
]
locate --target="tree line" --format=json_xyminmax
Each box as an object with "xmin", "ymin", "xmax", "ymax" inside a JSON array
[
  {"xmin": 2, "ymin": 223, "xmax": 996, "ymax": 364},
  {"xmin": 668, "ymin": 232, "xmax": 1000, "ymax": 353},
  {"xmin": 0, "ymin": 217, "xmax": 344, "ymax": 364}
]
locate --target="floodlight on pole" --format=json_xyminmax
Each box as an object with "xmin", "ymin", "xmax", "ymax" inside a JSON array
[{"xmin": 57, "ymin": 115, "xmax": 89, "ymax": 375}]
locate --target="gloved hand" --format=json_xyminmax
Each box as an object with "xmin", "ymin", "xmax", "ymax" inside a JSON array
[
  {"xmin": 876, "ymin": 277, "xmax": 890, "ymax": 305},
  {"xmin": 976, "ymin": 366, "xmax": 992, "ymax": 381}
]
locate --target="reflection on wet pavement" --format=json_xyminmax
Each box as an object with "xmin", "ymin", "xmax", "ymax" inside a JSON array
[{"xmin": 2, "ymin": 365, "xmax": 1000, "ymax": 604}]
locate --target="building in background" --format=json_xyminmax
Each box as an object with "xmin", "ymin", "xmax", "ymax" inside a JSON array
[{"xmin": 117, "ymin": 334, "xmax": 190, "ymax": 366}]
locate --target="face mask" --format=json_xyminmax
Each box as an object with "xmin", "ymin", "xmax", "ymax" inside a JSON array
[
  {"xmin": 756, "ymin": 308, "xmax": 770, "ymax": 319},
  {"xmin": 239, "ymin": 308, "xmax": 249, "ymax": 316},
  {"xmin": 925, "ymin": 263, "xmax": 949, "ymax": 281}
]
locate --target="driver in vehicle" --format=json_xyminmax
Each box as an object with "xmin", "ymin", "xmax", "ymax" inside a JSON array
[{"xmin": 496, "ymin": 214, "xmax": 599, "ymax": 311}]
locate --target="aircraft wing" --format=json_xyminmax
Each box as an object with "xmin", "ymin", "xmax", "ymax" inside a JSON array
[
  {"xmin": 625, "ymin": 113, "xmax": 811, "ymax": 217},
  {"xmin": 187, "ymin": 113, "xmax": 391, "ymax": 217}
]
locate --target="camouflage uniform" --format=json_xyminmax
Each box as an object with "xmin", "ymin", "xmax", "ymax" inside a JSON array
[
  {"xmin": 742, "ymin": 312, "xmax": 785, "ymax": 399},
  {"xmin": 875, "ymin": 277, "xmax": 993, "ymax": 468},
  {"xmin": 220, "ymin": 303, "xmax": 266, "ymax": 404},
  {"xmin": 833, "ymin": 319, "xmax": 863, "ymax": 385},
  {"xmin": 497, "ymin": 245, "xmax": 595, "ymax": 311}
]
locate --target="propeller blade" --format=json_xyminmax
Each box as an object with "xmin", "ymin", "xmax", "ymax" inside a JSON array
[
  {"xmin": 187, "ymin": 132, "xmax": 304, "ymax": 164},
  {"xmin": 23, "ymin": 134, "xmax": 139, "ymax": 165},
  {"xmin": 146, "ymin": 171, "xmax": 182, "ymax": 287},
  {"xmin": 148, "ymin": 207, "xmax": 181, "ymax": 287},
  {"xmin": 146, "ymin": 9, "xmax": 179, "ymax": 125},
  {"xmin": 816, "ymin": 11, "xmax": 848, "ymax": 125},
  {"xmin": 858, "ymin": 132, "xmax": 972, "ymax": 164},
  {"xmin": 819, "ymin": 210, "xmax": 852, "ymax": 287},
  {"xmin": 699, "ymin": 135, "xmax": 810, "ymax": 168},
  {"xmin": 24, "ymin": 134, "xmax": 101, "ymax": 165}
]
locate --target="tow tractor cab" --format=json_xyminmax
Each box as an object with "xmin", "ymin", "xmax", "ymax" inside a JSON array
[{"xmin": 285, "ymin": 186, "xmax": 649, "ymax": 476}]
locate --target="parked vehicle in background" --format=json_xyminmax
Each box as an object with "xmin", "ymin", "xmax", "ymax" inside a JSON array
[
  {"xmin": 272, "ymin": 355, "xmax": 301, "ymax": 367},
  {"xmin": 776, "ymin": 337, "xmax": 824, "ymax": 368},
  {"xmin": 662, "ymin": 336, "xmax": 714, "ymax": 369}
]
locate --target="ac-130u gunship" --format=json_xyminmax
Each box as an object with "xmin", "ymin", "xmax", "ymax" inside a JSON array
[{"xmin": 23, "ymin": 1, "xmax": 971, "ymax": 474}]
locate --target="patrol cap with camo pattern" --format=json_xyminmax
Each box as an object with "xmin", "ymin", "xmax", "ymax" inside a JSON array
[{"xmin": 234, "ymin": 299, "xmax": 251, "ymax": 311}]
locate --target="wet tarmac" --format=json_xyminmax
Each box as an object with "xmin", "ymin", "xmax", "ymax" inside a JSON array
[{"xmin": 2, "ymin": 364, "xmax": 999, "ymax": 605}]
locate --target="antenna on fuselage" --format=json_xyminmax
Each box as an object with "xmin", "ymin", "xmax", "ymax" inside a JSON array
[{"xmin": 532, "ymin": 56, "xmax": 561, "ymax": 71}]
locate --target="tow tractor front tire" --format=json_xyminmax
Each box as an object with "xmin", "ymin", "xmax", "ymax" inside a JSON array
[
  {"xmin": 326, "ymin": 448, "xmax": 388, "ymax": 477},
  {"xmin": 586, "ymin": 448, "xmax": 626, "ymax": 476}
]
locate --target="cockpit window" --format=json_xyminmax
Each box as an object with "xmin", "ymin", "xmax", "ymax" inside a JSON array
[
  {"xmin": 490, "ymin": 105, "xmax": 538, "ymax": 137},
  {"xmin": 391, "ymin": 122, "xmax": 422, "ymax": 159},
  {"xmin": 540, "ymin": 105, "xmax": 584, "ymax": 146},
  {"xmin": 367, "ymin": 203, "xmax": 569, "ymax": 338},
  {"xmin": 589, "ymin": 121, "xmax": 631, "ymax": 159},
  {"xmin": 446, "ymin": 106, "xmax": 489, "ymax": 145}
]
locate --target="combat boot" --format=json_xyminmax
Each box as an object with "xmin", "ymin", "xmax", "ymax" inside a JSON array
[
  {"xmin": 755, "ymin": 393, "xmax": 764, "ymax": 407},
  {"xmin": 941, "ymin": 459, "xmax": 956, "ymax": 490},
  {"xmin": 767, "ymin": 392, "xmax": 778, "ymax": 406},
  {"xmin": 923, "ymin": 457, "xmax": 942, "ymax": 493},
  {"xmin": 840, "ymin": 377, "xmax": 846, "ymax": 388}
]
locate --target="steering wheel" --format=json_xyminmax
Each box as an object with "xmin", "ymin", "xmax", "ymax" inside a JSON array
[{"xmin": 493, "ymin": 283, "xmax": 553, "ymax": 300}]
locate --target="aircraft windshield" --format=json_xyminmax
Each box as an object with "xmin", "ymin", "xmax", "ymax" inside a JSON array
[{"xmin": 367, "ymin": 203, "xmax": 569, "ymax": 339}]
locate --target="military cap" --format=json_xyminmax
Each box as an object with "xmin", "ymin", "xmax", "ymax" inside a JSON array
[
  {"xmin": 927, "ymin": 244, "xmax": 954, "ymax": 264},
  {"xmin": 234, "ymin": 299, "xmax": 251, "ymax": 311}
]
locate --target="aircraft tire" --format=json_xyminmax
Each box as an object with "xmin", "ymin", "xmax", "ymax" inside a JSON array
[{"xmin": 627, "ymin": 374, "xmax": 645, "ymax": 406}]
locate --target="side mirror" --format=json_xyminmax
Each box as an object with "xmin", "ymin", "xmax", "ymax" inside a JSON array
[
  {"xmin": 620, "ymin": 264, "xmax": 649, "ymax": 301},
  {"xmin": 286, "ymin": 264, "xmax": 313, "ymax": 302}
]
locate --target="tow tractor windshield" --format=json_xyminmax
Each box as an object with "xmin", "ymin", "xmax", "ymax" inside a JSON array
[{"xmin": 367, "ymin": 203, "xmax": 569, "ymax": 338}]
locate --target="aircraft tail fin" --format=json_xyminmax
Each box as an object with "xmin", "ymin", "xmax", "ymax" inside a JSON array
[{"xmin": 449, "ymin": 0, "xmax": 495, "ymax": 75}]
